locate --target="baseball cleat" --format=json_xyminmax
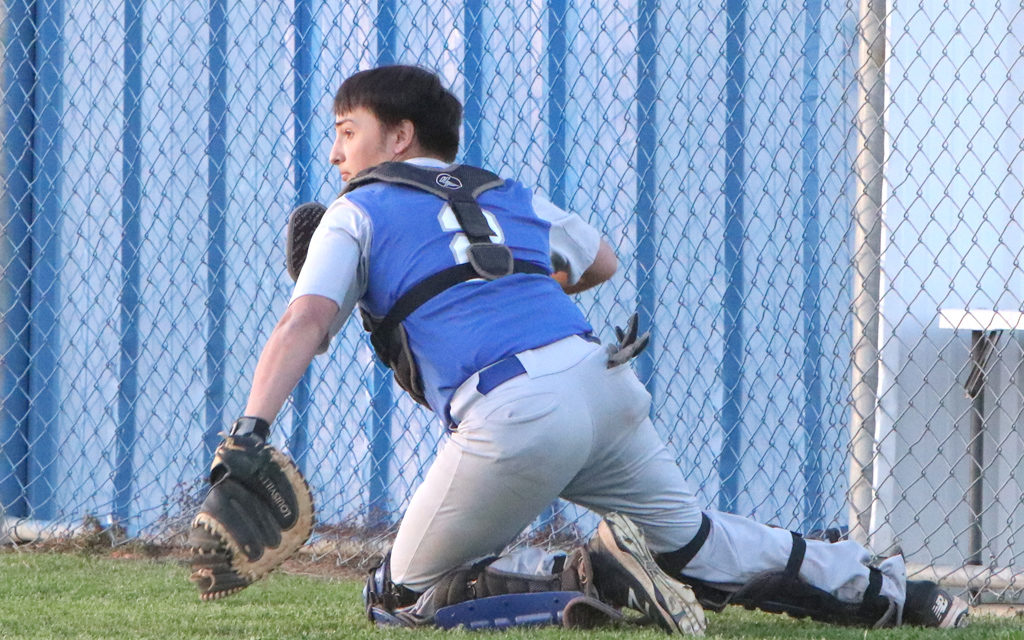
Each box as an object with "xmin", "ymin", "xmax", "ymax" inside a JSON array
[
  {"xmin": 590, "ymin": 512, "xmax": 707, "ymax": 635},
  {"xmin": 902, "ymin": 580, "xmax": 969, "ymax": 628}
]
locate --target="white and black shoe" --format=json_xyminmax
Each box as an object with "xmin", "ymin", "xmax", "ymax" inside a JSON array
[
  {"xmin": 903, "ymin": 580, "xmax": 969, "ymax": 628},
  {"xmin": 589, "ymin": 512, "xmax": 707, "ymax": 635}
]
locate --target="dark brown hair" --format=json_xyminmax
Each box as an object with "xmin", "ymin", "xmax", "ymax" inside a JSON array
[{"xmin": 334, "ymin": 65, "xmax": 462, "ymax": 162}]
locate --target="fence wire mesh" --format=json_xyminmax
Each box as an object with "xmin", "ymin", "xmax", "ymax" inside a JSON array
[{"xmin": 0, "ymin": 0, "xmax": 1021, "ymax": 603}]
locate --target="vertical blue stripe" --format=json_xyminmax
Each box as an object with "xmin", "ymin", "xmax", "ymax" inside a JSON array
[
  {"xmin": 288, "ymin": 0, "xmax": 316, "ymax": 473},
  {"xmin": 26, "ymin": 0, "xmax": 65, "ymax": 519},
  {"xmin": 719, "ymin": 0, "xmax": 747, "ymax": 515},
  {"xmin": 799, "ymin": 0, "xmax": 825, "ymax": 533},
  {"xmin": 291, "ymin": 0, "xmax": 314, "ymax": 185},
  {"xmin": 462, "ymin": 0, "xmax": 484, "ymax": 166},
  {"xmin": 115, "ymin": 0, "xmax": 144, "ymax": 524},
  {"xmin": 365, "ymin": 3, "xmax": 398, "ymax": 529},
  {"xmin": 635, "ymin": 0, "xmax": 658, "ymax": 400},
  {"xmin": 203, "ymin": 0, "xmax": 228, "ymax": 456},
  {"xmin": 536, "ymin": 0, "xmax": 569, "ymax": 533},
  {"xmin": 368, "ymin": 362, "xmax": 392, "ymax": 527},
  {"xmin": 0, "ymin": 0, "xmax": 35, "ymax": 517},
  {"xmin": 287, "ymin": 376, "xmax": 311, "ymax": 472},
  {"xmin": 376, "ymin": 0, "xmax": 396, "ymax": 66},
  {"xmin": 546, "ymin": 0, "xmax": 567, "ymax": 208}
]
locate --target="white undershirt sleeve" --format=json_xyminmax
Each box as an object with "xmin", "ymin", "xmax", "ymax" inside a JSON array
[
  {"xmin": 531, "ymin": 193, "xmax": 602, "ymax": 285},
  {"xmin": 289, "ymin": 197, "xmax": 371, "ymax": 351}
]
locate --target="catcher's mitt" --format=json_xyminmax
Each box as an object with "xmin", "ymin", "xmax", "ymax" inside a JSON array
[
  {"xmin": 285, "ymin": 201, "xmax": 327, "ymax": 282},
  {"xmin": 188, "ymin": 430, "xmax": 314, "ymax": 601}
]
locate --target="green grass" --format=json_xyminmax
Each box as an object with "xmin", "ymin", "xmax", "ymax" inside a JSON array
[{"xmin": 0, "ymin": 552, "xmax": 1020, "ymax": 639}]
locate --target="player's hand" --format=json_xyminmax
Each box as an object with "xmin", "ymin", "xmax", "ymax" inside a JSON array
[{"xmin": 188, "ymin": 425, "xmax": 315, "ymax": 600}]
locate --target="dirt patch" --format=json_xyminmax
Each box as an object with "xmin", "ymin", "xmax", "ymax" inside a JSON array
[{"xmin": 2, "ymin": 515, "xmax": 589, "ymax": 584}]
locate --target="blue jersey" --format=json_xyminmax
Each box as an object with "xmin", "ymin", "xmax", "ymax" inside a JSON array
[{"xmin": 347, "ymin": 176, "xmax": 594, "ymax": 417}]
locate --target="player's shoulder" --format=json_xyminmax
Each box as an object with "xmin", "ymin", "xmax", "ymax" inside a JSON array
[
  {"xmin": 317, "ymin": 193, "xmax": 374, "ymax": 245},
  {"xmin": 471, "ymin": 170, "xmax": 534, "ymax": 205},
  {"xmin": 326, "ymin": 192, "xmax": 370, "ymax": 222},
  {"xmin": 344, "ymin": 178, "xmax": 441, "ymax": 213},
  {"xmin": 340, "ymin": 179, "xmax": 393, "ymax": 203},
  {"xmin": 529, "ymin": 190, "xmax": 573, "ymax": 223}
]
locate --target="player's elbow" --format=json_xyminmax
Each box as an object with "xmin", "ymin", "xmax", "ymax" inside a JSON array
[
  {"xmin": 279, "ymin": 294, "xmax": 339, "ymax": 341},
  {"xmin": 563, "ymin": 240, "xmax": 617, "ymax": 294},
  {"xmin": 583, "ymin": 240, "xmax": 617, "ymax": 285}
]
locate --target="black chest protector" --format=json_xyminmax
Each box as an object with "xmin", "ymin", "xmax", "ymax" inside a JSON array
[{"xmin": 343, "ymin": 162, "xmax": 549, "ymax": 407}]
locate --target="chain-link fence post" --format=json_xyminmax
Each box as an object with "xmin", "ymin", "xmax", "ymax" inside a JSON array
[{"xmin": 849, "ymin": 0, "xmax": 886, "ymax": 547}]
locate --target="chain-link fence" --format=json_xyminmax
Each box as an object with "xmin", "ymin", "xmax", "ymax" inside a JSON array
[{"xmin": 1, "ymin": 0, "xmax": 1021, "ymax": 602}]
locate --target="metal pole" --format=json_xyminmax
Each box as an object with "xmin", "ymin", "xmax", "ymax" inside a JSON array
[
  {"xmin": 848, "ymin": 0, "xmax": 886, "ymax": 545},
  {"xmin": 965, "ymin": 329, "xmax": 996, "ymax": 565}
]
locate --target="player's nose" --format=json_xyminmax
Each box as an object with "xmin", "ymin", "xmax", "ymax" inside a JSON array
[{"xmin": 329, "ymin": 139, "xmax": 343, "ymax": 165}]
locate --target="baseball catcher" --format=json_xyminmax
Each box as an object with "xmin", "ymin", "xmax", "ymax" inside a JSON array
[
  {"xmin": 188, "ymin": 417, "xmax": 314, "ymax": 600},
  {"xmin": 185, "ymin": 64, "xmax": 969, "ymax": 633}
]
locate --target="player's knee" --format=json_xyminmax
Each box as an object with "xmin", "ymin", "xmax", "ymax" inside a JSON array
[{"xmin": 385, "ymin": 545, "xmax": 461, "ymax": 595}]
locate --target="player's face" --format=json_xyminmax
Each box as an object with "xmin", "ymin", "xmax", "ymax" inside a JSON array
[{"xmin": 329, "ymin": 106, "xmax": 394, "ymax": 183}]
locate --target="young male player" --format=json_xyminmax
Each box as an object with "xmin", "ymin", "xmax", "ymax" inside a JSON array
[{"xmin": 187, "ymin": 65, "xmax": 969, "ymax": 632}]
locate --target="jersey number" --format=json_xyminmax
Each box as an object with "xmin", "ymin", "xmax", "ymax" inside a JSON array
[{"xmin": 438, "ymin": 205, "xmax": 505, "ymax": 264}]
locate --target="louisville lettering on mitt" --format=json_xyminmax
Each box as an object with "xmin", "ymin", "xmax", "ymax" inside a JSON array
[{"xmin": 188, "ymin": 430, "xmax": 314, "ymax": 600}]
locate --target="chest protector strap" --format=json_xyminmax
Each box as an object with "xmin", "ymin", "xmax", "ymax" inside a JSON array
[{"xmin": 344, "ymin": 162, "xmax": 549, "ymax": 407}]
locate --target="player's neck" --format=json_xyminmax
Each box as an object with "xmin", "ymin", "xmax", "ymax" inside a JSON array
[{"xmin": 393, "ymin": 145, "xmax": 445, "ymax": 165}]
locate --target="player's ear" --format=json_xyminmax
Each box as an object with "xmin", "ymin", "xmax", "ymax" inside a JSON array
[{"xmin": 390, "ymin": 119, "xmax": 417, "ymax": 156}]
